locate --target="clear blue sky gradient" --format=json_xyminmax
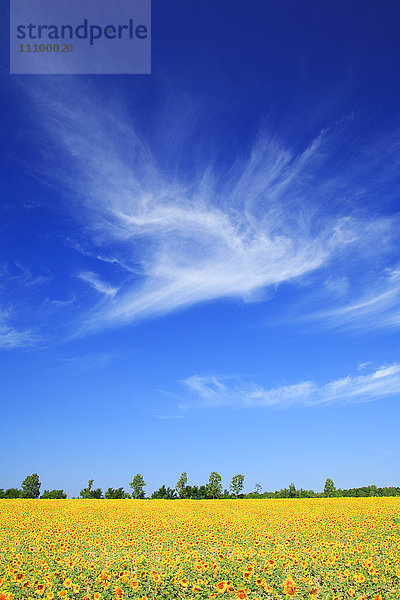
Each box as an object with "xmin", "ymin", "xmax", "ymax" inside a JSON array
[{"xmin": 1, "ymin": 0, "xmax": 400, "ymax": 496}]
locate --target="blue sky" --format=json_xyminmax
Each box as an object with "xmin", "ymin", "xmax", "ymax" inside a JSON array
[{"xmin": 1, "ymin": 0, "xmax": 400, "ymax": 496}]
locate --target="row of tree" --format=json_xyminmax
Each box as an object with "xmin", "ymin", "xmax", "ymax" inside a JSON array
[
  {"xmin": 0, "ymin": 474, "xmax": 66, "ymax": 499},
  {"xmin": 79, "ymin": 472, "xmax": 237, "ymax": 500},
  {"xmin": 245, "ymin": 479, "xmax": 400, "ymax": 498},
  {"xmin": 2, "ymin": 474, "xmax": 400, "ymax": 500}
]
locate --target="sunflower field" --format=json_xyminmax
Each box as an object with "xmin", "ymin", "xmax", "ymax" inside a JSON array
[{"xmin": 1, "ymin": 498, "xmax": 399, "ymax": 600}]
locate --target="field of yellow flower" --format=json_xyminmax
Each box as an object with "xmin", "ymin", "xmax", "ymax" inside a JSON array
[{"xmin": 1, "ymin": 498, "xmax": 399, "ymax": 600}]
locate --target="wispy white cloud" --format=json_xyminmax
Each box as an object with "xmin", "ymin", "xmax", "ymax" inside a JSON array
[
  {"xmin": 323, "ymin": 275, "xmax": 349, "ymax": 298},
  {"xmin": 0, "ymin": 262, "xmax": 51, "ymax": 289},
  {"xmin": 66, "ymin": 238, "xmax": 139, "ymax": 274},
  {"xmin": 21, "ymin": 83, "xmax": 400, "ymax": 335},
  {"xmin": 182, "ymin": 363, "xmax": 400, "ymax": 409},
  {"xmin": 54, "ymin": 352, "xmax": 116, "ymax": 373},
  {"xmin": 76, "ymin": 271, "xmax": 119, "ymax": 297},
  {"xmin": 0, "ymin": 265, "xmax": 46, "ymax": 349},
  {"xmin": 358, "ymin": 361, "xmax": 374, "ymax": 371},
  {"xmin": 12, "ymin": 262, "xmax": 52, "ymax": 287},
  {"xmin": 0, "ymin": 308, "xmax": 41, "ymax": 349},
  {"xmin": 310, "ymin": 265, "xmax": 400, "ymax": 329},
  {"xmin": 153, "ymin": 414, "xmax": 184, "ymax": 420},
  {"xmin": 42, "ymin": 296, "xmax": 77, "ymax": 308}
]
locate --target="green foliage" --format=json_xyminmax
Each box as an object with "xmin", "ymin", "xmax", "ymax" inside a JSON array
[
  {"xmin": 160, "ymin": 484, "xmax": 209, "ymax": 499},
  {"xmin": 181, "ymin": 485, "xmax": 194, "ymax": 499},
  {"xmin": 207, "ymin": 472, "xmax": 222, "ymax": 499},
  {"xmin": 129, "ymin": 474, "xmax": 146, "ymax": 499},
  {"xmin": 0, "ymin": 488, "xmax": 21, "ymax": 499},
  {"xmin": 230, "ymin": 474, "xmax": 245, "ymax": 498},
  {"xmin": 40, "ymin": 489, "xmax": 67, "ymax": 499},
  {"xmin": 3, "ymin": 473, "xmax": 400, "ymax": 501},
  {"xmin": 183, "ymin": 485, "xmax": 208, "ymax": 499},
  {"xmin": 176, "ymin": 472, "xmax": 187, "ymax": 498},
  {"xmin": 324, "ymin": 478, "xmax": 337, "ymax": 497},
  {"xmin": 245, "ymin": 486, "xmax": 319, "ymax": 499},
  {"xmin": 244, "ymin": 482, "xmax": 400, "ymax": 499},
  {"xmin": 80, "ymin": 479, "xmax": 103, "ymax": 499},
  {"xmin": 104, "ymin": 487, "xmax": 128, "ymax": 499},
  {"xmin": 151, "ymin": 485, "xmax": 177, "ymax": 499},
  {"xmin": 336, "ymin": 485, "xmax": 400, "ymax": 497},
  {"xmin": 21, "ymin": 473, "xmax": 41, "ymax": 499},
  {"xmin": 80, "ymin": 479, "xmax": 94, "ymax": 499}
]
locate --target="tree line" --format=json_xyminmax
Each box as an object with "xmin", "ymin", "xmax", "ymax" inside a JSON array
[
  {"xmin": 246, "ymin": 479, "xmax": 400, "ymax": 499},
  {"xmin": 1, "ymin": 473, "xmax": 399, "ymax": 500}
]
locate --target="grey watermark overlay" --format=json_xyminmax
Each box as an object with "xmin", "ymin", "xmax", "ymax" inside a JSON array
[{"xmin": 10, "ymin": 0, "xmax": 151, "ymax": 74}]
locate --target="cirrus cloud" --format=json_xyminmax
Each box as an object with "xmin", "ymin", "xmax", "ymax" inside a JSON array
[{"xmin": 182, "ymin": 362, "xmax": 400, "ymax": 409}]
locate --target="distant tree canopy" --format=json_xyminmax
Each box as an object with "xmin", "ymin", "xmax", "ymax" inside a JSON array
[
  {"xmin": 129, "ymin": 474, "xmax": 146, "ymax": 499},
  {"xmin": 335, "ymin": 486, "xmax": 400, "ymax": 497},
  {"xmin": 1, "ymin": 474, "xmax": 400, "ymax": 500},
  {"xmin": 151, "ymin": 485, "xmax": 177, "ymax": 500},
  {"xmin": 180, "ymin": 485, "xmax": 209, "ymax": 499},
  {"xmin": 207, "ymin": 472, "xmax": 223, "ymax": 499},
  {"xmin": 41, "ymin": 490, "xmax": 67, "ymax": 499},
  {"xmin": 176, "ymin": 472, "xmax": 188, "ymax": 498},
  {"xmin": 21, "ymin": 473, "xmax": 41, "ymax": 499},
  {"xmin": 230, "ymin": 474, "xmax": 245, "ymax": 498},
  {"xmin": 104, "ymin": 487, "xmax": 129, "ymax": 499},
  {"xmin": 80, "ymin": 480, "xmax": 103, "ymax": 499},
  {"xmin": 0, "ymin": 488, "xmax": 21, "ymax": 499},
  {"xmin": 324, "ymin": 478, "xmax": 337, "ymax": 497}
]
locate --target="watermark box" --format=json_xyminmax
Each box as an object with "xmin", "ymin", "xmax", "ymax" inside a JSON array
[{"xmin": 10, "ymin": 0, "xmax": 151, "ymax": 74}]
